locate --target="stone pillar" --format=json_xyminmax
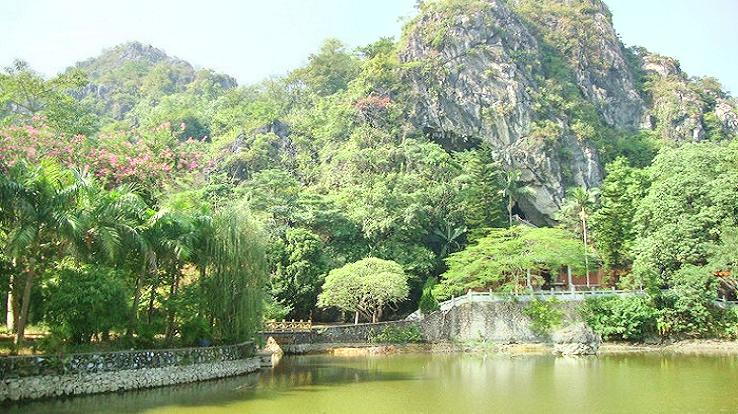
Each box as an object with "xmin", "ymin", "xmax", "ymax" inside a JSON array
[{"xmin": 567, "ymin": 266, "xmax": 574, "ymax": 292}]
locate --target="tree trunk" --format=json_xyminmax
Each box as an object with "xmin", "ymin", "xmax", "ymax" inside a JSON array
[
  {"xmin": 147, "ymin": 280, "xmax": 157, "ymax": 324},
  {"xmin": 127, "ymin": 267, "xmax": 146, "ymax": 336},
  {"xmin": 582, "ymin": 214, "xmax": 590, "ymax": 288},
  {"xmin": 14, "ymin": 266, "xmax": 36, "ymax": 346},
  {"xmin": 354, "ymin": 311, "xmax": 359, "ymax": 325},
  {"xmin": 165, "ymin": 269, "xmax": 180, "ymax": 342},
  {"xmin": 508, "ymin": 196, "xmax": 513, "ymax": 227},
  {"xmin": 6, "ymin": 275, "xmax": 14, "ymax": 332}
]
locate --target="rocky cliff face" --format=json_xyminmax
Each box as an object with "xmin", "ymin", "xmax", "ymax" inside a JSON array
[
  {"xmin": 636, "ymin": 50, "xmax": 738, "ymax": 142},
  {"xmin": 400, "ymin": 0, "xmax": 737, "ymax": 224}
]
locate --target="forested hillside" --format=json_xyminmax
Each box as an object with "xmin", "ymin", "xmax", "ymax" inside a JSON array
[{"xmin": 1, "ymin": 0, "xmax": 737, "ymax": 350}]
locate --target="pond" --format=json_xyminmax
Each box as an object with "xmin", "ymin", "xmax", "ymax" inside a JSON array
[{"xmin": 7, "ymin": 352, "xmax": 738, "ymax": 413}]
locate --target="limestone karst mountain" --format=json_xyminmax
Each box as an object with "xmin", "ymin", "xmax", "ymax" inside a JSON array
[{"xmin": 64, "ymin": 1, "xmax": 738, "ymax": 224}]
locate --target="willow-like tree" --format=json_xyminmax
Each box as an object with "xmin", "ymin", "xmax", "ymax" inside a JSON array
[{"xmin": 202, "ymin": 206, "xmax": 268, "ymax": 342}]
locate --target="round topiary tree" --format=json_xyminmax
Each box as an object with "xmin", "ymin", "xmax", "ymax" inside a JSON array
[{"xmin": 318, "ymin": 257, "xmax": 409, "ymax": 324}]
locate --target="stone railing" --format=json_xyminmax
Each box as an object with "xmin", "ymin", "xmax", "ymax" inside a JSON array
[
  {"xmin": 406, "ymin": 288, "xmax": 645, "ymax": 319},
  {"xmin": 0, "ymin": 341, "xmax": 254, "ymax": 380},
  {"xmin": 264, "ymin": 319, "xmax": 313, "ymax": 332}
]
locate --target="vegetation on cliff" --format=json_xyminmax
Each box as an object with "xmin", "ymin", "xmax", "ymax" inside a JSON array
[{"xmin": 1, "ymin": 0, "xmax": 737, "ymax": 351}]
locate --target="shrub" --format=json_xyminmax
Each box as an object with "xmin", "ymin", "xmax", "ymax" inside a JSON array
[
  {"xmin": 656, "ymin": 265, "xmax": 722, "ymax": 338},
  {"xmin": 418, "ymin": 277, "xmax": 440, "ymax": 314},
  {"xmin": 721, "ymin": 307, "xmax": 738, "ymax": 339},
  {"xmin": 179, "ymin": 316, "xmax": 212, "ymax": 347},
  {"xmin": 523, "ymin": 297, "xmax": 563, "ymax": 335},
  {"xmin": 42, "ymin": 263, "xmax": 128, "ymax": 344},
  {"xmin": 370, "ymin": 324, "xmax": 423, "ymax": 344},
  {"xmin": 579, "ymin": 295, "xmax": 657, "ymax": 341}
]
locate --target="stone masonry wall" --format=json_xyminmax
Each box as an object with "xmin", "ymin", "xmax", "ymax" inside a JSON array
[
  {"xmin": 0, "ymin": 342, "xmax": 258, "ymax": 402},
  {"xmin": 264, "ymin": 299, "xmax": 583, "ymax": 351},
  {"xmin": 417, "ymin": 300, "xmax": 581, "ymax": 343}
]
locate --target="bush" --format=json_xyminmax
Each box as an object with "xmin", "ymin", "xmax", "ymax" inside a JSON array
[
  {"xmin": 42, "ymin": 263, "xmax": 129, "ymax": 344},
  {"xmin": 179, "ymin": 316, "xmax": 212, "ymax": 346},
  {"xmin": 721, "ymin": 307, "xmax": 738, "ymax": 339},
  {"xmin": 656, "ymin": 265, "xmax": 722, "ymax": 338},
  {"xmin": 523, "ymin": 297, "xmax": 563, "ymax": 335},
  {"xmin": 579, "ymin": 295, "xmax": 657, "ymax": 341},
  {"xmin": 370, "ymin": 324, "xmax": 423, "ymax": 344},
  {"xmin": 418, "ymin": 277, "xmax": 440, "ymax": 314}
]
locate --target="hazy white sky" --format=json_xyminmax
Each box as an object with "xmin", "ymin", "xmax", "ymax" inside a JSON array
[{"xmin": 1, "ymin": 0, "xmax": 736, "ymax": 93}]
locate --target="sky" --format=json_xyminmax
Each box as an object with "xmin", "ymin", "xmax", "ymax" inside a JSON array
[{"xmin": 1, "ymin": 0, "xmax": 736, "ymax": 94}]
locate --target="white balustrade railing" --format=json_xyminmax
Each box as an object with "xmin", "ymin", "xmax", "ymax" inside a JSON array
[{"xmin": 425, "ymin": 288, "xmax": 645, "ymax": 315}]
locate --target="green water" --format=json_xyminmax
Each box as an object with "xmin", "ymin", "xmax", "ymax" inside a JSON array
[{"xmin": 8, "ymin": 352, "xmax": 738, "ymax": 414}]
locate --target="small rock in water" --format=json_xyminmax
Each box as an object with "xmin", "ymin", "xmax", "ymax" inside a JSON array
[{"xmin": 552, "ymin": 323, "xmax": 601, "ymax": 356}]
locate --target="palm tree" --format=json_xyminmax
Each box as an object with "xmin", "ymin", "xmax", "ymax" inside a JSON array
[
  {"xmin": 560, "ymin": 186, "xmax": 599, "ymax": 287},
  {"xmin": 75, "ymin": 181, "xmax": 153, "ymax": 336},
  {"xmin": 499, "ymin": 170, "xmax": 534, "ymax": 227},
  {"xmin": 0, "ymin": 160, "xmax": 87, "ymax": 345}
]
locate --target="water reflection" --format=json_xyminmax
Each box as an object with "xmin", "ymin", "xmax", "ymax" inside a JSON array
[{"xmin": 7, "ymin": 352, "xmax": 738, "ymax": 414}]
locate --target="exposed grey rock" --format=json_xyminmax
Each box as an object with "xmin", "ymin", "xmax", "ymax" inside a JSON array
[
  {"xmin": 71, "ymin": 41, "xmax": 236, "ymax": 120},
  {"xmin": 400, "ymin": 0, "xmax": 736, "ymax": 223},
  {"xmin": 400, "ymin": 0, "xmax": 603, "ymax": 224},
  {"xmin": 552, "ymin": 323, "xmax": 601, "ymax": 356}
]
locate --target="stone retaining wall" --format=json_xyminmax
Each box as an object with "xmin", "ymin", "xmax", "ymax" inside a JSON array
[
  {"xmin": 261, "ymin": 320, "xmax": 417, "ymax": 347},
  {"xmin": 0, "ymin": 342, "xmax": 258, "ymax": 402},
  {"xmin": 417, "ymin": 300, "xmax": 581, "ymax": 343},
  {"xmin": 263, "ymin": 298, "xmax": 584, "ymax": 350}
]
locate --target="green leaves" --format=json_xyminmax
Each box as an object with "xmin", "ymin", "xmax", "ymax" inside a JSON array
[
  {"xmin": 631, "ymin": 141, "xmax": 738, "ymax": 286},
  {"xmin": 437, "ymin": 226, "xmax": 588, "ymax": 299},
  {"xmin": 318, "ymin": 257, "xmax": 409, "ymax": 322}
]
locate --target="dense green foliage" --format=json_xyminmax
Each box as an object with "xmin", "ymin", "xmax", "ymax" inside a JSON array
[
  {"xmin": 523, "ymin": 297, "xmax": 563, "ymax": 336},
  {"xmin": 436, "ymin": 226, "xmax": 587, "ymax": 298},
  {"xmin": 42, "ymin": 263, "xmax": 128, "ymax": 344},
  {"xmin": 1, "ymin": 0, "xmax": 737, "ymax": 351},
  {"xmin": 318, "ymin": 258, "xmax": 409, "ymax": 323},
  {"xmin": 369, "ymin": 324, "xmax": 424, "ymax": 344},
  {"xmin": 631, "ymin": 142, "xmax": 738, "ymax": 287},
  {"xmin": 418, "ymin": 277, "xmax": 440, "ymax": 314},
  {"xmin": 579, "ymin": 295, "xmax": 657, "ymax": 341},
  {"xmin": 590, "ymin": 158, "xmax": 649, "ymax": 270}
]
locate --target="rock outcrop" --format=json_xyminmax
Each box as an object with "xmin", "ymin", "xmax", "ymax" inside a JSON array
[
  {"xmin": 552, "ymin": 323, "xmax": 601, "ymax": 355},
  {"xmin": 400, "ymin": 0, "xmax": 612, "ymax": 224},
  {"xmin": 400, "ymin": 0, "xmax": 738, "ymax": 223},
  {"xmin": 72, "ymin": 42, "xmax": 236, "ymax": 119}
]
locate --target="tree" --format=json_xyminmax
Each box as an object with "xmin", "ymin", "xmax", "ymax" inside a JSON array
[
  {"xmin": 558, "ymin": 186, "xmax": 599, "ymax": 286},
  {"xmin": 202, "ymin": 205, "xmax": 268, "ymax": 342},
  {"xmin": 271, "ymin": 228, "xmax": 327, "ymax": 319},
  {"xmin": 0, "ymin": 60, "xmax": 97, "ymax": 135},
  {"xmin": 0, "ymin": 160, "xmax": 87, "ymax": 345},
  {"xmin": 453, "ymin": 146, "xmax": 505, "ymax": 236},
  {"xmin": 418, "ymin": 277, "xmax": 440, "ymax": 314},
  {"xmin": 590, "ymin": 158, "xmax": 649, "ymax": 271},
  {"xmin": 498, "ymin": 170, "xmax": 534, "ymax": 226},
  {"xmin": 318, "ymin": 257, "xmax": 409, "ymax": 324},
  {"xmin": 436, "ymin": 226, "xmax": 587, "ymax": 299},
  {"xmin": 42, "ymin": 262, "xmax": 128, "ymax": 344},
  {"xmin": 631, "ymin": 142, "xmax": 738, "ymax": 288},
  {"xmin": 290, "ymin": 38, "xmax": 360, "ymax": 96}
]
